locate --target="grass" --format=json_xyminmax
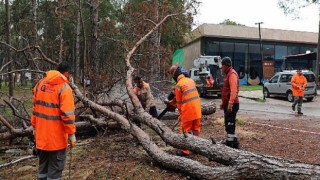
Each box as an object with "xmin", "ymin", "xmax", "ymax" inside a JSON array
[
  {"xmin": 240, "ymin": 85, "xmax": 263, "ymax": 91},
  {"xmin": 236, "ymin": 118, "xmax": 246, "ymax": 126},
  {"xmin": 0, "ymin": 82, "xmax": 33, "ymax": 95},
  {"xmin": 255, "ymin": 98, "xmax": 265, "ymax": 103}
]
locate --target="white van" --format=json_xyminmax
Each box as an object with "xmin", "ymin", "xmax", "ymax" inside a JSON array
[{"xmin": 263, "ymin": 70, "xmax": 317, "ymax": 102}]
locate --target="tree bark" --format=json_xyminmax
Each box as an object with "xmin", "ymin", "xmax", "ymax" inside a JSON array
[
  {"xmin": 91, "ymin": 0, "xmax": 99, "ymax": 71},
  {"xmin": 5, "ymin": 0, "xmax": 14, "ymax": 97},
  {"xmin": 75, "ymin": 9, "xmax": 81, "ymax": 84}
]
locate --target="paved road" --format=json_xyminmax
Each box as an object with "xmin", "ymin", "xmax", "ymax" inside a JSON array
[
  {"xmin": 239, "ymin": 98, "xmax": 320, "ymax": 118},
  {"xmin": 201, "ymin": 91, "xmax": 320, "ymax": 119}
]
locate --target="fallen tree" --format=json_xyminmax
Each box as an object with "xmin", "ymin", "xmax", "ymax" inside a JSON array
[
  {"xmin": 67, "ymin": 14, "xmax": 320, "ymax": 179},
  {"xmin": 1, "ymin": 12, "xmax": 320, "ymax": 180}
]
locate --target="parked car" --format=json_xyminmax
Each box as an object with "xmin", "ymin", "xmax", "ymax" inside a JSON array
[{"xmin": 263, "ymin": 70, "xmax": 317, "ymax": 102}]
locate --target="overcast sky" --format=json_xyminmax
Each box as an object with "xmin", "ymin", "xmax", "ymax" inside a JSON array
[{"xmin": 194, "ymin": 0, "xmax": 319, "ymax": 33}]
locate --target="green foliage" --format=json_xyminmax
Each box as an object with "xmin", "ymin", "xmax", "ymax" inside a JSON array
[
  {"xmin": 239, "ymin": 85, "xmax": 263, "ymax": 91},
  {"xmin": 0, "ymin": 0, "xmax": 198, "ymax": 90},
  {"xmin": 236, "ymin": 118, "xmax": 246, "ymax": 126},
  {"xmin": 2, "ymin": 107, "xmax": 12, "ymax": 116},
  {"xmin": 220, "ymin": 19, "xmax": 245, "ymax": 26},
  {"xmin": 278, "ymin": 0, "xmax": 319, "ymax": 18},
  {"xmin": 255, "ymin": 98, "xmax": 265, "ymax": 103}
]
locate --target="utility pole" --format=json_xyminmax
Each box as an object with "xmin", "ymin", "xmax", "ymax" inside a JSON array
[
  {"xmin": 255, "ymin": 22, "xmax": 265, "ymax": 100},
  {"xmin": 316, "ymin": 5, "xmax": 320, "ymax": 89}
]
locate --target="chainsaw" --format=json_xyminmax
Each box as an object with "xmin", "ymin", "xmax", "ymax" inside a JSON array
[{"xmin": 157, "ymin": 92, "xmax": 176, "ymax": 120}]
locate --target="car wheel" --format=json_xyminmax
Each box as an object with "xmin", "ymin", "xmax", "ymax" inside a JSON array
[
  {"xmin": 264, "ymin": 88, "xmax": 270, "ymax": 98},
  {"xmin": 306, "ymin": 97, "xmax": 314, "ymax": 102},
  {"xmin": 287, "ymin": 91, "xmax": 293, "ymax": 102}
]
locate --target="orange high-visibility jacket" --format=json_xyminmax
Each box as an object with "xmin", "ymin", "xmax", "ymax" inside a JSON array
[
  {"xmin": 31, "ymin": 70, "xmax": 76, "ymax": 151},
  {"xmin": 291, "ymin": 73, "xmax": 307, "ymax": 97},
  {"xmin": 175, "ymin": 74, "xmax": 202, "ymax": 122}
]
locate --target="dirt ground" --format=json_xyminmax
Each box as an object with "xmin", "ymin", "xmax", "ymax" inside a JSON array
[{"xmin": 1, "ymin": 96, "xmax": 320, "ymax": 179}]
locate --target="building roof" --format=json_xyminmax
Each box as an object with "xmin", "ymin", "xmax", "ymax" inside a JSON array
[
  {"xmin": 285, "ymin": 52, "xmax": 317, "ymax": 60},
  {"xmin": 185, "ymin": 24, "xmax": 318, "ymax": 45}
]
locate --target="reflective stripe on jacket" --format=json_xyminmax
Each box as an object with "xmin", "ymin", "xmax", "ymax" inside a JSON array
[
  {"xmin": 31, "ymin": 70, "xmax": 76, "ymax": 151},
  {"xmin": 291, "ymin": 73, "xmax": 307, "ymax": 97},
  {"xmin": 175, "ymin": 74, "xmax": 201, "ymax": 122}
]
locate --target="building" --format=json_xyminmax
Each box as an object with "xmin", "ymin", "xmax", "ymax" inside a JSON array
[{"xmin": 181, "ymin": 24, "xmax": 318, "ymax": 81}]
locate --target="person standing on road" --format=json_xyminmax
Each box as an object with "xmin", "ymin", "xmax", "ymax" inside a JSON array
[
  {"xmin": 291, "ymin": 68, "xmax": 307, "ymax": 115},
  {"xmin": 133, "ymin": 76, "xmax": 158, "ymax": 118},
  {"xmin": 31, "ymin": 62, "xmax": 76, "ymax": 180},
  {"xmin": 169, "ymin": 65, "xmax": 202, "ymax": 156},
  {"xmin": 220, "ymin": 57, "xmax": 240, "ymax": 149}
]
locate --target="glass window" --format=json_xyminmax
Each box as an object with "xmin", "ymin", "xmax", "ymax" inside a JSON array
[
  {"xmin": 312, "ymin": 47, "xmax": 317, "ymax": 53},
  {"xmin": 263, "ymin": 45, "xmax": 275, "ymax": 60},
  {"xmin": 275, "ymin": 45, "xmax": 287, "ymax": 72},
  {"xmin": 249, "ymin": 44, "xmax": 262, "ymax": 78},
  {"xmin": 303, "ymin": 73, "xmax": 315, "ymax": 82},
  {"xmin": 203, "ymin": 39, "xmax": 219, "ymax": 55},
  {"xmin": 220, "ymin": 42, "xmax": 234, "ymax": 59},
  {"xmin": 300, "ymin": 47, "xmax": 311, "ymax": 54},
  {"xmin": 279, "ymin": 74, "xmax": 291, "ymax": 82},
  {"xmin": 270, "ymin": 75, "xmax": 279, "ymax": 83},
  {"xmin": 234, "ymin": 43, "xmax": 248, "ymax": 77},
  {"xmin": 275, "ymin": 45, "xmax": 287, "ymax": 60},
  {"xmin": 249, "ymin": 44, "xmax": 261, "ymax": 60},
  {"xmin": 288, "ymin": 46, "xmax": 300, "ymax": 55}
]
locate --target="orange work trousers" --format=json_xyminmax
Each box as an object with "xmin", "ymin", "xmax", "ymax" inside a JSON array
[{"xmin": 180, "ymin": 119, "xmax": 201, "ymax": 155}]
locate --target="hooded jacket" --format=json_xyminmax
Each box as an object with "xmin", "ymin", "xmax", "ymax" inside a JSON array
[
  {"xmin": 175, "ymin": 74, "xmax": 202, "ymax": 122},
  {"xmin": 31, "ymin": 70, "xmax": 76, "ymax": 151}
]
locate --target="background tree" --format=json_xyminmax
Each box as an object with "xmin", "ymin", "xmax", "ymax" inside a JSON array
[
  {"xmin": 5, "ymin": 0, "xmax": 13, "ymax": 96},
  {"xmin": 220, "ymin": 19, "xmax": 245, "ymax": 26},
  {"xmin": 121, "ymin": 0, "xmax": 198, "ymax": 84},
  {"xmin": 278, "ymin": 0, "xmax": 320, "ymax": 85}
]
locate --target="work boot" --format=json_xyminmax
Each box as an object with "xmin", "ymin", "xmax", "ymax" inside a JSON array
[
  {"xmin": 233, "ymin": 138, "xmax": 240, "ymax": 149},
  {"xmin": 176, "ymin": 149, "xmax": 190, "ymax": 157},
  {"xmin": 292, "ymin": 105, "xmax": 295, "ymax": 111},
  {"xmin": 297, "ymin": 111, "xmax": 303, "ymax": 115},
  {"xmin": 224, "ymin": 140, "xmax": 233, "ymax": 148},
  {"xmin": 224, "ymin": 139, "xmax": 239, "ymax": 149}
]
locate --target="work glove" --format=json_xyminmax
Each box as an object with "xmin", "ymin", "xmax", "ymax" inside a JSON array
[
  {"xmin": 68, "ymin": 134, "xmax": 76, "ymax": 148},
  {"xmin": 178, "ymin": 115, "xmax": 181, "ymax": 121},
  {"xmin": 219, "ymin": 103, "xmax": 223, "ymax": 110},
  {"xmin": 227, "ymin": 103, "xmax": 233, "ymax": 112}
]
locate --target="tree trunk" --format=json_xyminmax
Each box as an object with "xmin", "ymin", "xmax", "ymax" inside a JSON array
[
  {"xmin": 57, "ymin": 0, "xmax": 64, "ymax": 62},
  {"xmin": 70, "ymin": 81, "xmax": 320, "ymax": 179},
  {"xmin": 91, "ymin": 0, "xmax": 99, "ymax": 71},
  {"xmin": 75, "ymin": 10, "xmax": 81, "ymax": 84},
  {"xmin": 5, "ymin": 0, "xmax": 13, "ymax": 97},
  {"xmin": 149, "ymin": 0, "xmax": 161, "ymax": 82}
]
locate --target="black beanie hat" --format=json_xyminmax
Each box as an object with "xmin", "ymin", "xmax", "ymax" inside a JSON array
[
  {"xmin": 221, "ymin": 57, "xmax": 232, "ymax": 67},
  {"xmin": 173, "ymin": 66, "xmax": 182, "ymax": 82}
]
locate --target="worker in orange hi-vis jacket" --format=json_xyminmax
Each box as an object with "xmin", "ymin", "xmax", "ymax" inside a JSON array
[
  {"xmin": 291, "ymin": 68, "xmax": 307, "ymax": 115},
  {"xmin": 169, "ymin": 65, "xmax": 202, "ymax": 156},
  {"xmin": 31, "ymin": 62, "xmax": 76, "ymax": 180}
]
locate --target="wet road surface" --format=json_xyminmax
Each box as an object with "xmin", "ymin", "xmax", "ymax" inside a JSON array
[{"xmin": 201, "ymin": 92, "xmax": 320, "ymax": 120}]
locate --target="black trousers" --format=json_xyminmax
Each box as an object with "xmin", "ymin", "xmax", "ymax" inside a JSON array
[
  {"xmin": 223, "ymin": 103, "xmax": 239, "ymax": 141},
  {"xmin": 149, "ymin": 106, "xmax": 158, "ymax": 117},
  {"xmin": 38, "ymin": 148, "xmax": 67, "ymax": 180}
]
